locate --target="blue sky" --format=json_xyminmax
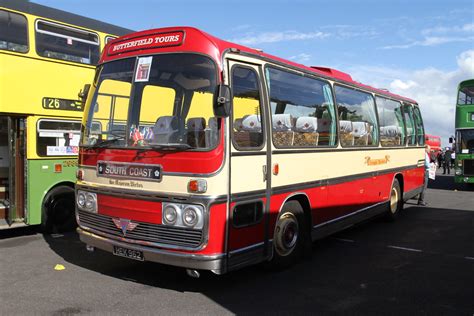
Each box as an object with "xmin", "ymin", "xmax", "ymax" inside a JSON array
[{"xmin": 33, "ymin": 0, "xmax": 474, "ymax": 145}]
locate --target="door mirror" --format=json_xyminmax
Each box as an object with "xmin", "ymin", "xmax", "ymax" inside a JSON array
[
  {"xmin": 449, "ymin": 137, "xmax": 454, "ymax": 143},
  {"xmin": 78, "ymin": 84, "xmax": 91, "ymax": 106},
  {"xmin": 214, "ymin": 85, "xmax": 232, "ymax": 117}
]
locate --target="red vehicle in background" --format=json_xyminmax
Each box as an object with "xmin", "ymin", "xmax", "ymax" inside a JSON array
[{"xmin": 425, "ymin": 134, "xmax": 441, "ymax": 158}]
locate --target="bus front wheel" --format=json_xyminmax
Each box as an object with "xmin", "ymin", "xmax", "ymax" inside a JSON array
[
  {"xmin": 270, "ymin": 201, "xmax": 307, "ymax": 268},
  {"xmin": 41, "ymin": 186, "xmax": 77, "ymax": 234}
]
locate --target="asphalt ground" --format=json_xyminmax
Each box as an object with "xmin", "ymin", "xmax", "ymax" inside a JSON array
[{"xmin": 1, "ymin": 170, "xmax": 473, "ymax": 315}]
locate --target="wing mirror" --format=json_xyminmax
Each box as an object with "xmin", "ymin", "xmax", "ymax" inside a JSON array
[
  {"xmin": 78, "ymin": 84, "xmax": 91, "ymax": 107},
  {"xmin": 213, "ymin": 85, "xmax": 232, "ymax": 117}
]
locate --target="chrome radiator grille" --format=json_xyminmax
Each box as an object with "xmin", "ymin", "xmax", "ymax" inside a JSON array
[{"xmin": 77, "ymin": 210, "xmax": 203, "ymax": 248}]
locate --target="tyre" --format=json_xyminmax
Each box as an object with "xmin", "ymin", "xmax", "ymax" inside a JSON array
[
  {"xmin": 41, "ymin": 186, "xmax": 77, "ymax": 233},
  {"xmin": 270, "ymin": 200, "xmax": 307, "ymax": 269},
  {"xmin": 385, "ymin": 178, "xmax": 402, "ymax": 222}
]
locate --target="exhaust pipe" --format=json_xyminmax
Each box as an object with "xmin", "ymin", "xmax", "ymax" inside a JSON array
[
  {"xmin": 86, "ymin": 245, "xmax": 95, "ymax": 252},
  {"xmin": 186, "ymin": 269, "xmax": 200, "ymax": 278}
]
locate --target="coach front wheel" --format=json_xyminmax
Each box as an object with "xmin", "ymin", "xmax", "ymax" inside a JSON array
[{"xmin": 270, "ymin": 201, "xmax": 307, "ymax": 268}]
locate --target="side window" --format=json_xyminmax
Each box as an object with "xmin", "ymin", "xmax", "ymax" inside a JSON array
[
  {"xmin": 334, "ymin": 85, "xmax": 378, "ymax": 147},
  {"xmin": 458, "ymin": 87, "xmax": 474, "ymax": 105},
  {"xmin": 403, "ymin": 104, "xmax": 416, "ymax": 146},
  {"xmin": 0, "ymin": 10, "xmax": 28, "ymax": 53},
  {"xmin": 376, "ymin": 97, "xmax": 405, "ymax": 147},
  {"xmin": 35, "ymin": 20, "xmax": 100, "ymax": 65},
  {"xmin": 37, "ymin": 120, "xmax": 82, "ymax": 156},
  {"xmin": 231, "ymin": 66, "xmax": 264, "ymax": 149},
  {"xmin": 413, "ymin": 106, "xmax": 425, "ymax": 145},
  {"xmin": 266, "ymin": 67, "xmax": 337, "ymax": 147}
]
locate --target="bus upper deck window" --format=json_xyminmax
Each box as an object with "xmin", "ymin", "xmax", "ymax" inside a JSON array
[
  {"xmin": 0, "ymin": 9, "xmax": 28, "ymax": 53},
  {"xmin": 35, "ymin": 20, "xmax": 100, "ymax": 65}
]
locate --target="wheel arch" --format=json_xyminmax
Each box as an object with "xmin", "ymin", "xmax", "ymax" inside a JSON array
[
  {"xmin": 394, "ymin": 173, "xmax": 404, "ymax": 197},
  {"xmin": 276, "ymin": 192, "xmax": 312, "ymax": 236}
]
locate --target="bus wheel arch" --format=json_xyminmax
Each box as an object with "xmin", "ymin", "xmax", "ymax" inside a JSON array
[
  {"xmin": 270, "ymin": 194, "xmax": 311, "ymax": 268},
  {"xmin": 395, "ymin": 173, "xmax": 404, "ymax": 198},
  {"xmin": 41, "ymin": 183, "xmax": 77, "ymax": 234},
  {"xmin": 385, "ymin": 176, "xmax": 403, "ymax": 222}
]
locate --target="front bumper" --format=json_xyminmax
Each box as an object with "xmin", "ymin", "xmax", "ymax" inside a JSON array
[{"xmin": 78, "ymin": 228, "xmax": 226, "ymax": 274}]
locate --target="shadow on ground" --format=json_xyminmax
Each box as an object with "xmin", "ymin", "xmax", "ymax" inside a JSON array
[{"xmin": 40, "ymin": 204, "xmax": 474, "ymax": 315}]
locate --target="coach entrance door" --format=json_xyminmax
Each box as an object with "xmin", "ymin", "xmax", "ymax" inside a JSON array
[{"xmin": 226, "ymin": 60, "xmax": 271, "ymax": 271}]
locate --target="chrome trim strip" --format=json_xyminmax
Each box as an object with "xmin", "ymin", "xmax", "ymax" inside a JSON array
[
  {"xmin": 313, "ymin": 201, "xmax": 387, "ymax": 229},
  {"xmin": 229, "ymin": 241, "xmax": 265, "ymax": 255},
  {"xmin": 76, "ymin": 183, "xmax": 228, "ymax": 204}
]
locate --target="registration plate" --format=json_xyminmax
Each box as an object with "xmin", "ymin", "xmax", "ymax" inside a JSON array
[{"xmin": 113, "ymin": 245, "xmax": 144, "ymax": 261}]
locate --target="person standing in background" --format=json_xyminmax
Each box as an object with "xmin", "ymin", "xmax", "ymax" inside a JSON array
[
  {"xmin": 437, "ymin": 150, "xmax": 444, "ymax": 168},
  {"xmin": 443, "ymin": 147, "xmax": 452, "ymax": 174},
  {"xmin": 418, "ymin": 145, "xmax": 431, "ymax": 206},
  {"xmin": 451, "ymin": 151, "xmax": 455, "ymax": 167}
]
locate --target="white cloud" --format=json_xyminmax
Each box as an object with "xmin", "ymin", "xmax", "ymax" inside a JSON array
[
  {"xmin": 289, "ymin": 53, "xmax": 311, "ymax": 63},
  {"xmin": 347, "ymin": 50, "xmax": 474, "ymax": 146},
  {"xmin": 382, "ymin": 22, "xmax": 474, "ymax": 50},
  {"xmin": 381, "ymin": 36, "xmax": 474, "ymax": 49},
  {"xmin": 229, "ymin": 31, "xmax": 329, "ymax": 45}
]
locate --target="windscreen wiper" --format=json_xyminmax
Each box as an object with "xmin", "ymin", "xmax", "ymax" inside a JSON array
[
  {"xmin": 94, "ymin": 136, "xmax": 125, "ymax": 148},
  {"xmin": 146, "ymin": 143, "xmax": 192, "ymax": 152}
]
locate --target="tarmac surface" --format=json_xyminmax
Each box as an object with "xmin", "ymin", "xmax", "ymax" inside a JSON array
[{"xmin": 1, "ymin": 170, "xmax": 473, "ymax": 315}]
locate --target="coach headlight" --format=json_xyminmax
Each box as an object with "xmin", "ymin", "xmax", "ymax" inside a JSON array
[
  {"xmin": 77, "ymin": 190, "xmax": 97, "ymax": 213},
  {"xmin": 455, "ymin": 169, "xmax": 462, "ymax": 175},
  {"xmin": 77, "ymin": 191, "xmax": 86, "ymax": 208},
  {"xmin": 163, "ymin": 204, "xmax": 178, "ymax": 225},
  {"xmin": 183, "ymin": 206, "xmax": 199, "ymax": 227},
  {"xmin": 162, "ymin": 203, "xmax": 204, "ymax": 229}
]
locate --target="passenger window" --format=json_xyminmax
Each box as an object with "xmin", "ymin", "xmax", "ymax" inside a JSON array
[
  {"xmin": 231, "ymin": 66, "xmax": 264, "ymax": 149},
  {"xmin": 266, "ymin": 67, "xmax": 337, "ymax": 148},
  {"xmin": 334, "ymin": 85, "xmax": 378, "ymax": 147},
  {"xmin": 403, "ymin": 104, "xmax": 416, "ymax": 146},
  {"xmin": 35, "ymin": 20, "xmax": 100, "ymax": 65},
  {"xmin": 0, "ymin": 10, "xmax": 28, "ymax": 53},
  {"xmin": 376, "ymin": 97, "xmax": 405, "ymax": 147},
  {"xmin": 36, "ymin": 120, "xmax": 81, "ymax": 156},
  {"xmin": 413, "ymin": 106, "xmax": 425, "ymax": 146}
]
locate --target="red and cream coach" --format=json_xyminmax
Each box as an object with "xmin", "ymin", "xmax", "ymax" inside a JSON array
[{"xmin": 76, "ymin": 27, "xmax": 426, "ymax": 276}]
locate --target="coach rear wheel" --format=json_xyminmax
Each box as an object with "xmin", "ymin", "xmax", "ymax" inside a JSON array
[
  {"xmin": 385, "ymin": 178, "xmax": 402, "ymax": 221},
  {"xmin": 270, "ymin": 201, "xmax": 306, "ymax": 268}
]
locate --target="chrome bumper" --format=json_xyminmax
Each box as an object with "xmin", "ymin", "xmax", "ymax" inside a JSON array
[{"xmin": 77, "ymin": 228, "xmax": 226, "ymax": 274}]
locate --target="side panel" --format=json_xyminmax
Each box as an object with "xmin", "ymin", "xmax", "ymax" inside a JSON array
[{"xmin": 27, "ymin": 158, "xmax": 77, "ymax": 225}]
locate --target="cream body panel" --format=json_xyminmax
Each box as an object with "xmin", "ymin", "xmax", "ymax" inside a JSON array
[
  {"xmin": 230, "ymin": 155, "xmax": 267, "ymax": 193},
  {"xmin": 271, "ymin": 148, "xmax": 424, "ymax": 188}
]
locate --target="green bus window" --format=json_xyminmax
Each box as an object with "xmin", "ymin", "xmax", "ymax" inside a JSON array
[
  {"xmin": 0, "ymin": 9, "xmax": 28, "ymax": 53},
  {"xmin": 36, "ymin": 119, "xmax": 81, "ymax": 157},
  {"xmin": 35, "ymin": 20, "xmax": 100, "ymax": 65},
  {"xmin": 457, "ymin": 86, "xmax": 474, "ymax": 105}
]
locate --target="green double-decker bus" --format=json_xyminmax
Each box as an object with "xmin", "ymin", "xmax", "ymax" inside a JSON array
[{"xmin": 454, "ymin": 79, "xmax": 474, "ymax": 185}]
